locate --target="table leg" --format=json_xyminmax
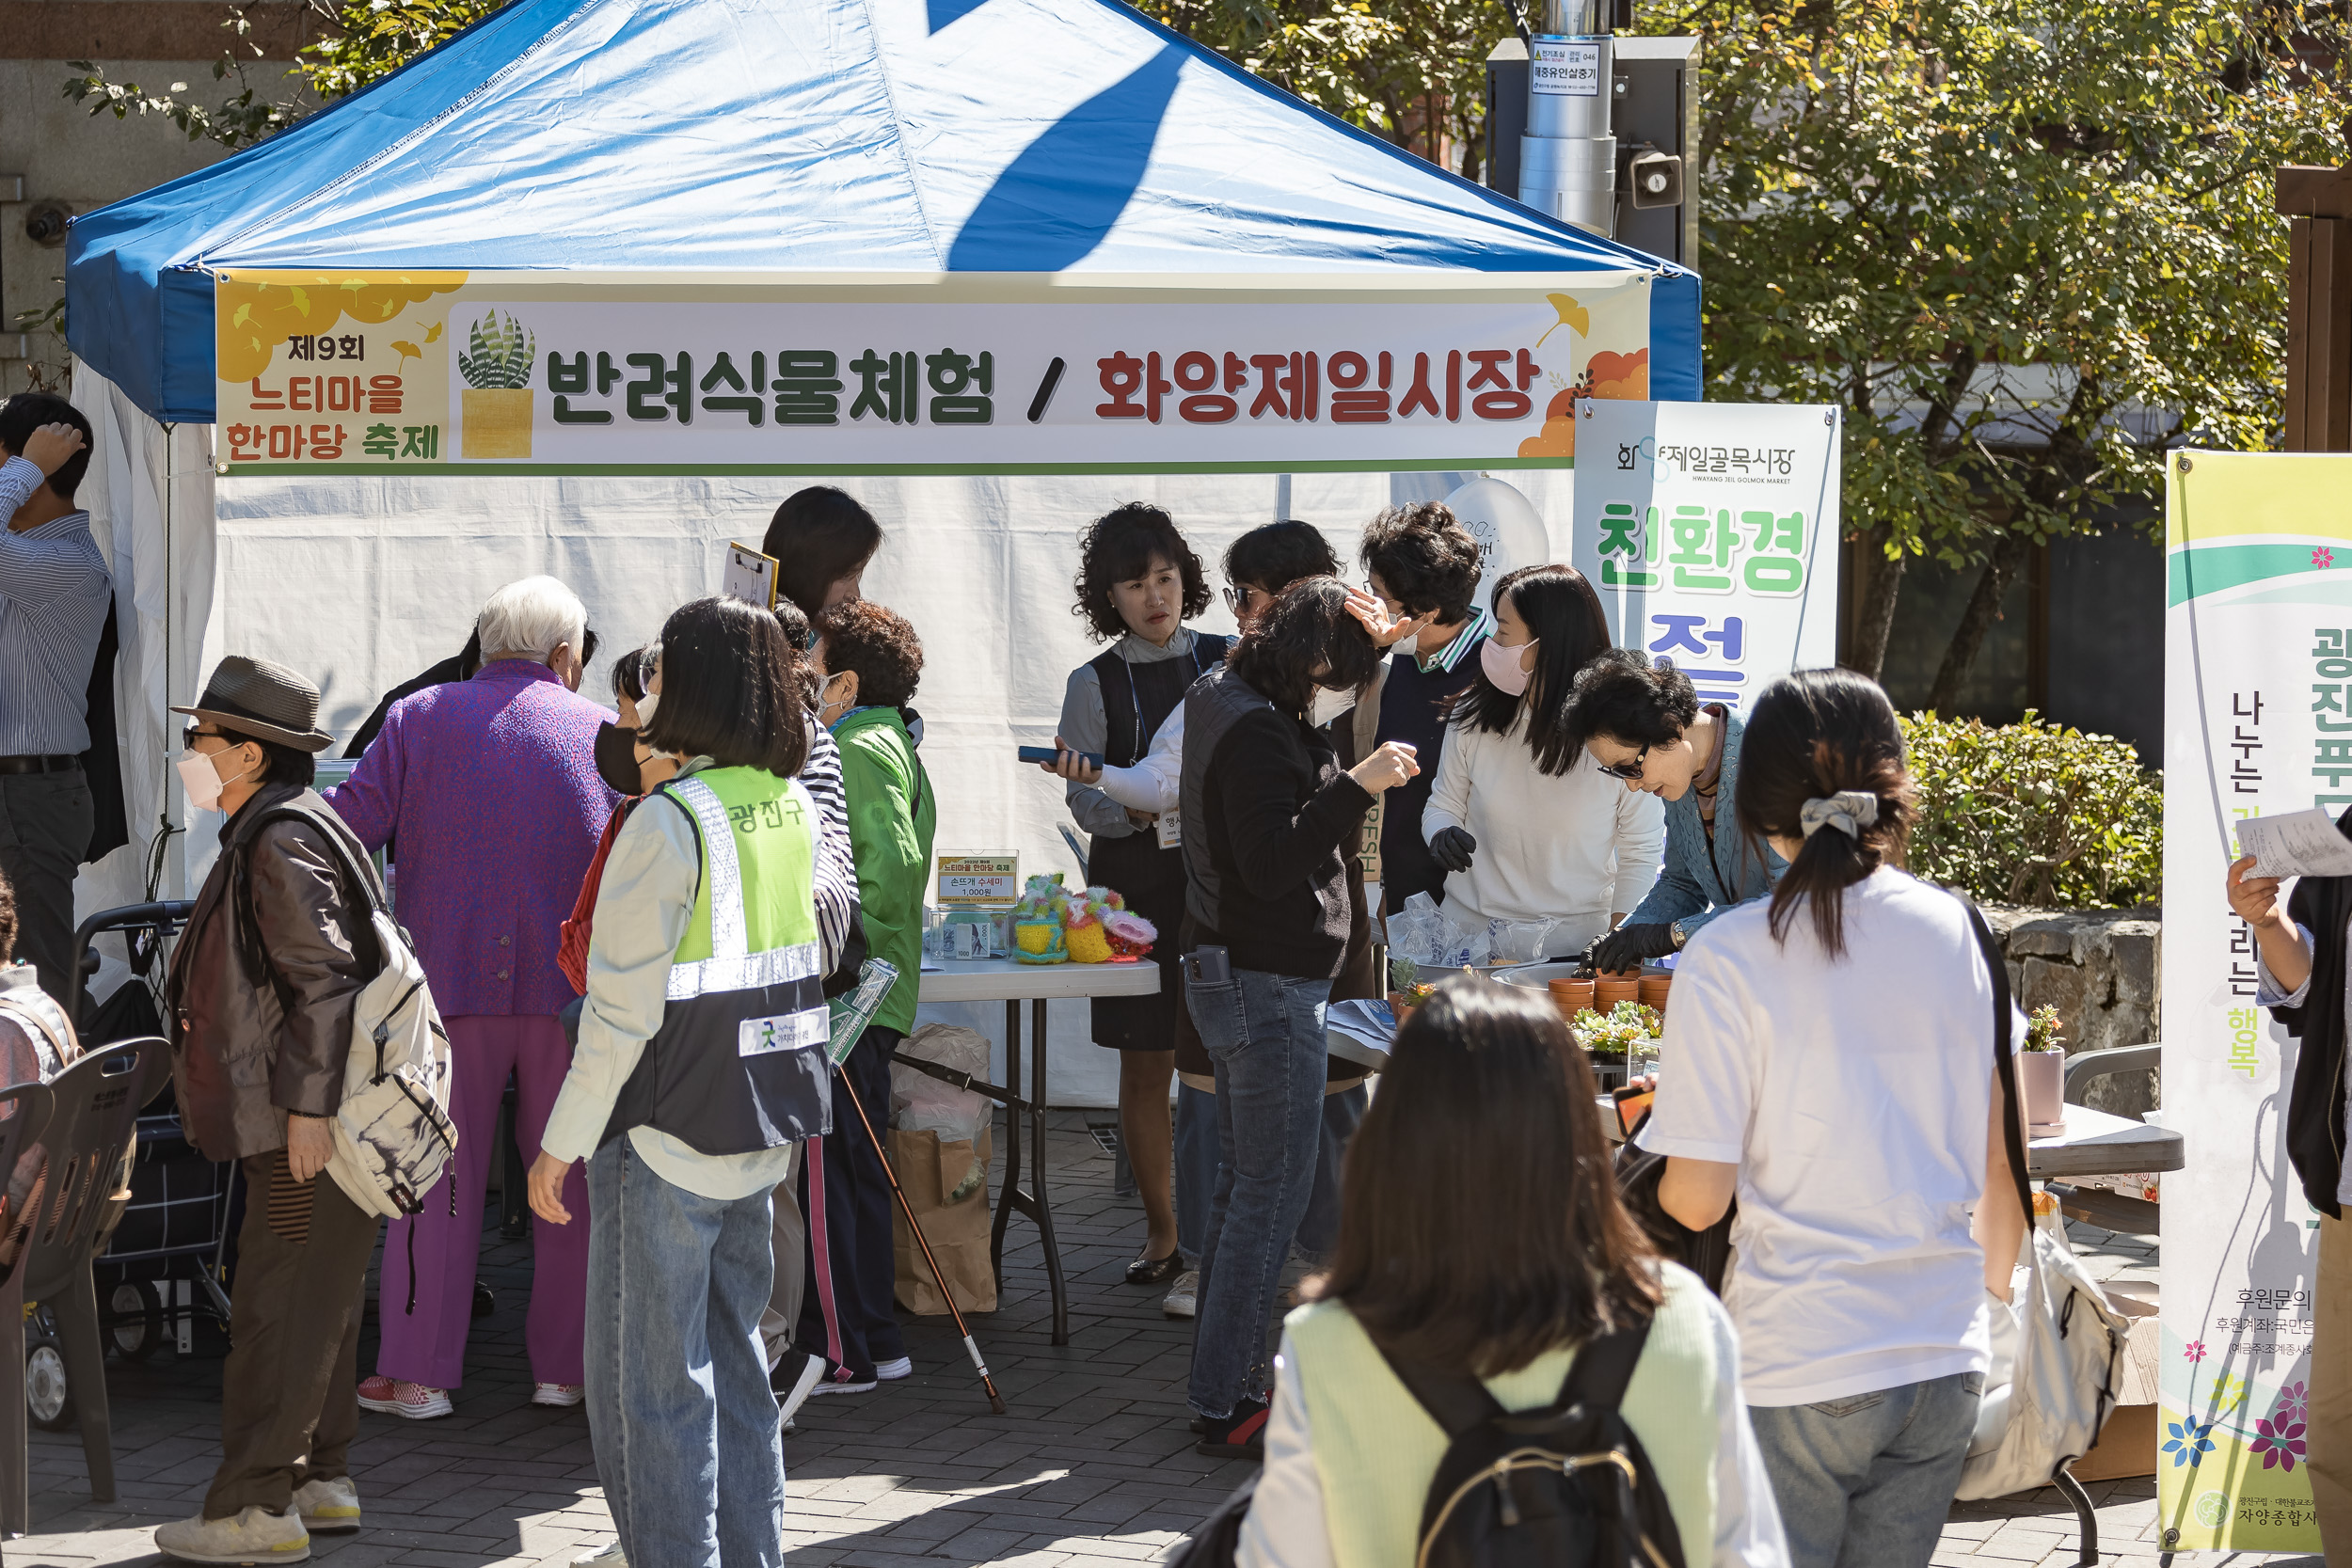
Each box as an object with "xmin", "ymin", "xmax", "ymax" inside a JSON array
[
  {"xmin": 990, "ymin": 998, "xmax": 1022, "ymax": 1288},
  {"xmin": 2051, "ymin": 1466, "xmax": 2096, "ymax": 1566},
  {"xmin": 1031, "ymin": 997, "xmax": 1068, "ymax": 1346}
]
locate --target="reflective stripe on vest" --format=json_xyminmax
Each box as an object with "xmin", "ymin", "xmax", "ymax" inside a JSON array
[{"xmin": 664, "ymin": 776, "xmax": 822, "ymax": 1006}]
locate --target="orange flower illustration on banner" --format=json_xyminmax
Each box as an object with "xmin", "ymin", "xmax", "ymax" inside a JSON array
[
  {"xmin": 216, "ymin": 271, "xmax": 467, "ymax": 383},
  {"xmin": 1518, "ymin": 387, "xmax": 1581, "ymax": 459},
  {"xmin": 1588, "ymin": 348, "xmax": 1649, "ymax": 401}
]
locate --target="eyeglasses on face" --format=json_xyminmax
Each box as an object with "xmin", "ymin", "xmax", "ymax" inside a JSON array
[
  {"xmin": 1597, "ymin": 744, "xmax": 1650, "ymax": 782},
  {"xmin": 183, "ymin": 726, "xmax": 230, "ymax": 751},
  {"xmin": 1223, "ymin": 585, "xmax": 1273, "ymax": 617}
]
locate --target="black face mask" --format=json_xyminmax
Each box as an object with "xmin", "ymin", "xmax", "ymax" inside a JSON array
[{"xmin": 593, "ymin": 721, "xmax": 644, "ymax": 797}]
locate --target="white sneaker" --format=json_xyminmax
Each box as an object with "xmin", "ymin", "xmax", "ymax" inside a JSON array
[
  {"xmin": 874, "ymin": 1355, "xmax": 913, "ymax": 1381},
  {"xmin": 292, "ymin": 1474, "xmax": 360, "ymax": 1533},
  {"xmin": 570, "ymin": 1546, "xmax": 627, "ymax": 1566},
  {"xmin": 532, "ymin": 1382, "xmax": 586, "ymax": 1407},
  {"xmin": 154, "ymin": 1504, "xmax": 310, "ymax": 1562},
  {"xmin": 1163, "ymin": 1268, "xmax": 1200, "ymax": 1319}
]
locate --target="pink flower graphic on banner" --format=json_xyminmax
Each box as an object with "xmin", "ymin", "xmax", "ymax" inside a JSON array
[
  {"xmin": 2253, "ymin": 1413, "xmax": 2308, "ymax": 1471},
  {"xmin": 2281, "ymin": 1381, "xmax": 2311, "ymax": 1425},
  {"xmin": 2319, "ymin": 546, "xmax": 2339, "ymax": 569},
  {"xmin": 2185, "ymin": 1340, "xmax": 2209, "ymax": 1363}
]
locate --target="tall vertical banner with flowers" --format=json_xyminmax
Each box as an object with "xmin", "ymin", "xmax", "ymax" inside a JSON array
[{"xmin": 2159, "ymin": 449, "xmax": 2348, "ymax": 1553}]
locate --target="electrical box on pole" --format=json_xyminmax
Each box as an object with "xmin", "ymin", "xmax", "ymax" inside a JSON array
[{"xmin": 1486, "ymin": 25, "xmax": 1695, "ymax": 267}]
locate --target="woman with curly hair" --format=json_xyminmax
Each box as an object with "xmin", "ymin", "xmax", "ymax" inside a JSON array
[{"xmin": 1054, "ymin": 502, "xmax": 1226, "ymax": 1287}]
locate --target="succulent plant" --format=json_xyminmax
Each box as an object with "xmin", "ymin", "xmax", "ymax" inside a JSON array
[{"xmin": 458, "ymin": 309, "xmax": 535, "ymax": 389}]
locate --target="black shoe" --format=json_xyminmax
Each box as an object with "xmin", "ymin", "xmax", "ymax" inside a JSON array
[
  {"xmin": 1189, "ymin": 1416, "xmax": 1207, "ymax": 1435},
  {"xmin": 1195, "ymin": 1396, "xmax": 1268, "ymax": 1459},
  {"xmin": 772, "ymin": 1350, "xmax": 827, "ymax": 1424},
  {"xmin": 472, "ymin": 1281, "xmax": 496, "ymax": 1319},
  {"xmin": 1125, "ymin": 1250, "xmax": 1183, "ymax": 1286}
]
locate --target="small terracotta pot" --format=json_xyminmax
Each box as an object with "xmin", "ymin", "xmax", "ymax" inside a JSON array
[
  {"xmin": 1596, "ymin": 976, "xmax": 1641, "ymax": 1010},
  {"xmin": 1388, "ymin": 991, "xmax": 1422, "ymax": 1030},
  {"xmin": 2019, "ymin": 1049, "xmax": 2067, "ymax": 1134},
  {"xmin": 1549, "ymin": 977, "xmax": 1597, "ymax": 1016},
  {"xmin": 1638, "ymin": 974, "xmax": 1672, "ymax": 1015}
]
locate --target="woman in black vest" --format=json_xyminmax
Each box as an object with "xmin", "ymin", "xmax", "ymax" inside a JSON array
[{"xmin": 1056, "ymin": 503, "xmax": 1228, "ymax": 1283}]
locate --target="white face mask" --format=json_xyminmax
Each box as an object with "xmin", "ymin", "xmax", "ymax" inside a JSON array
[
  {"xmin": 177, "ymin": 747, "xmax": 253, "ymax": 813},
  {"xmin": 633, "ymin": 690, "xmax": 659, "ymax": 729},
  {"xmin": 1308, "ymin": 685, "xmax": 1356, "ymax": 729}
]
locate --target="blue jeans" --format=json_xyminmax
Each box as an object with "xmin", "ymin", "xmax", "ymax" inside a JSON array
[
  {"xmin": 585, "ymin": 1139, "xmax": 785, "ymax": 1568},
  {"xmin": 1294, "ymin": 1081, "xmax": 1366, "ymax": 1264},
  {"xmin": 1747, "ymin": 1370, "xmax": 1984, "ymax": 1568},
  {"xmin": 1185, "ymin": 966, "xmax": 1331, "ymax": 1420},
  {"xmin": 1175, "ymin": 1081, "xmax": 1218, "ymax": 1260}
]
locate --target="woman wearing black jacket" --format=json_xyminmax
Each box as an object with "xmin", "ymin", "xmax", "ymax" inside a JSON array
[{"xmin": 1176, "ymin": 578, "xmax": 1420, "ymax": 1457}]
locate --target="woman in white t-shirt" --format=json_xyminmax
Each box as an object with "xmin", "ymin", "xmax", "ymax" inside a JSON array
[
  {"xmin": 1637, "ymin": 669, "xmax": 2026, "ymax": 1568},
  {"xmin": 1417, "ymin": 564, "xmax": 1665, "ymax": 958}
]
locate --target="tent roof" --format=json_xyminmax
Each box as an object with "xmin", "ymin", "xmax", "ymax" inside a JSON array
[{"xmin": 67, "ymin": 0, "xmax": 1699, "ymax": 424}]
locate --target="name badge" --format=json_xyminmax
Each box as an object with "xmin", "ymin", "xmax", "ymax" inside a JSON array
[
  {"xmin": 1155, "ymin": 808, "xmax": 1183, "ymax": 849},
  {"xmin": 739, "ymin": 1012, "xmax": 825, "ymax": 1058}
]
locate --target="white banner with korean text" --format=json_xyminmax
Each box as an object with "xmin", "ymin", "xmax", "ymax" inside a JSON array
[
  {"xmin": 2157, "ymin": 450, "xmax": 2349, "ymax": 1555},
  {"xmin": 1568, "ymin": 400, "xmax": 1841, "ymax": 706},
  {"xmin": 210, "ymin": 269, "xmax": 1661, "ymax": 476}
]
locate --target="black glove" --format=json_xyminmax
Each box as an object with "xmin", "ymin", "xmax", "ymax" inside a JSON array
[
  {"xmin": 1427, "ymin": 826, "xmax": 1478, "ymax": 874},
  {"xmin": 1588, "ymin": 922, "xmax": 1677, "ymax": 974}
]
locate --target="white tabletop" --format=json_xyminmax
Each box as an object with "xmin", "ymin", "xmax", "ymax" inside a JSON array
[
  {"xmin": 2025, "ymin": 1103, "xmax": 2185, "ymax": 1179},
  {"xmin": 917, "ymin": 957, "xmax": 1164, "ymax": 1005}
]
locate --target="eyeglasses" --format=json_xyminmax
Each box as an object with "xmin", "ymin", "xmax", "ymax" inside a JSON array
[
  {"xmin": 1223, "ymin": 586, "xmax": 1269, "ymax": 618},
  {"xmin": 1597, "ymin": 745, "xmax": 1650, "ymax": 782},
  {"xmin": 183, "ymin": 726, "xmax": 225, "ymax": 751}
]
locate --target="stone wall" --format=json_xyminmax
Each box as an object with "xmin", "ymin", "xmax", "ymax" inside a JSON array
[{"xmin": 1979, "ymin": 904, "xmax": 2161, "ymax": 1117}]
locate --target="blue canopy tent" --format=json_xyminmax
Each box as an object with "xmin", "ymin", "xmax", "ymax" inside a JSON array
[
  {"xmin": 68, "ymin": 0, "xmax": 1696, "ymax": 421},
  {"xmin": 60, "ymin": 0, "xmax": 1698, "ymax": 1101}
]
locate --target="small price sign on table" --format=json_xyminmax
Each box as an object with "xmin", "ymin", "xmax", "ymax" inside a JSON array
[{"xmin": 937, "ymin": 854, "xmax": 1020, "ymax": 906}]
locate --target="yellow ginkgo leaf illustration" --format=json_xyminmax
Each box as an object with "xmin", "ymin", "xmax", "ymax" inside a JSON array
[
  {"xmin": 1536, "ymin": 292, "xmax": 1589, "ymax": 348},
  {"xmin": 391, "ymin": 340, "xmax": 423, "ymax": 369},
  {"xmin": 423, "ymin": 321, "xmax": 444, "ymax": 344}
]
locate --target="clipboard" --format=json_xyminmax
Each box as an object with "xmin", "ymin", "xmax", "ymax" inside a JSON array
[{"xmin": 722, "ymin": 541, "xmax": 780, "ymax": 610}]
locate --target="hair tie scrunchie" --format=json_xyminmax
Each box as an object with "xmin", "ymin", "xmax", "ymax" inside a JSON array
[{"xmin": 1799, "ymin": 791, "xmax": 1879, "ymax": 840}]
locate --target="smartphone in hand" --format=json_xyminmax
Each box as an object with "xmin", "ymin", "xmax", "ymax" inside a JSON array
[{"xmin": 1019, "ymin": 744, "xmax": 1103, "ymax": 768}]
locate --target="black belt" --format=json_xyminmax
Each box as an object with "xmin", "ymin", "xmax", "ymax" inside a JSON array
[{"xmin": 0, "ymin": 756, "xmax": 80, "ymax": 776}]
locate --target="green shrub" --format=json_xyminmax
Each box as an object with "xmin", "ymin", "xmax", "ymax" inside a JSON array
[{"xmin": 1898, "ymin": 710, "xmax": 2161, "ymax": 909}]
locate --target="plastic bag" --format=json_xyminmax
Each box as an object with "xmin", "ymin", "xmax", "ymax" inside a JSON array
[
  {"xmin": 1387, "ymin": 892, "xmax": 1492, "ymax": 967},
  {"xmin": 1487, "ymin": 918, "xmax": 1555, "ymax": 965},
  {"xmin": 890, "ymin": 1022, "xmax": 993, "ymax": 1143}
]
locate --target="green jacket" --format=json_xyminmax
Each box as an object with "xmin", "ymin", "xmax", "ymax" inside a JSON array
[{"xmin": 834, "ymin": 706, "xmax": 937, "ymax": 1035}]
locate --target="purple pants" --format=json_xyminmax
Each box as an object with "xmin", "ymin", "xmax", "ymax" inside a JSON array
[{"xmin": 373, "ymin": 1014, "xmax": 589, "ymax": 1389}]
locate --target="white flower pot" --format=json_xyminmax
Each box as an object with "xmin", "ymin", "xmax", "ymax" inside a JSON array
[{"xmin": 2020, "ymin": 1049, "xmax": 2067, "ymax": 1136}]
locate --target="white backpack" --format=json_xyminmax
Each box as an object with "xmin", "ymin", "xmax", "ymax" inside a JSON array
[{"xmin": 243, "ymin": 806, "xmax": 459, "ymax": 1222}]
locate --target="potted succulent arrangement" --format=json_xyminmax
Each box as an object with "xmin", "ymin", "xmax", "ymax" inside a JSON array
[
  {"xmin": 2020, "ymin": 1005, "xmax": 2069, "ymax": 1136},
  {"xmin": 1387, "ymin": 957, "xmax": 1437, "ymax": 1028},
  {"xmin": 1570, "ymin": 1000, "xmax": 1663, "ymax": 1064}
]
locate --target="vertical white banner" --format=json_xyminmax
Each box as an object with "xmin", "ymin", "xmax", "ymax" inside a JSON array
[
  {"xmin": 2159, "ymin": 449, "xmax": 2341, "ymax": 1554},
  {"xmin": 1569, "ymin": 400, "xmax": 1841, "ymax": 702}
]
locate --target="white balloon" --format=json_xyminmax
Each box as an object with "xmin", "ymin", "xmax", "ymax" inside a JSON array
[{"xmin": 1440, "ymin": 476, "xmax": 1550, "ymax": 615}]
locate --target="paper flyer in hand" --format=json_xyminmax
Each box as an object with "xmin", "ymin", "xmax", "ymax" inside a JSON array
[{"xmin": 2235, "ymin": 807, "xmax": 2352, "ymax": 879}]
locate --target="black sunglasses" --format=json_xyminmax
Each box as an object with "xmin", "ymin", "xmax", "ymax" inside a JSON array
[
  {"xmin": 1597, "ymin": 744, "xmax": 1650, "ymax": 782},
  {"xmin": 183, "ymin": 725, "xmax": 229, "ymax": 751}
]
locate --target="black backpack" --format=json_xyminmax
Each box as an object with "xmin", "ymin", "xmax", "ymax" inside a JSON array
[
  {"xmin": 1613, "ymin": 1110, "xmax": 1735, "ymax": 1295},
  {"xmin": 1378, "ymin": 1321, "xmax": 1688, "ymax": 1568}
]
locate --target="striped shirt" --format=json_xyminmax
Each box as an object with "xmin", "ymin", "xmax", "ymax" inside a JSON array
[
  {"xmin": 799, "ymin": 719, "xmax": 862, "ymax": 971},
  {"xmin": 0, "ymin": 456, "xmax": 111, "ymax": 756}
]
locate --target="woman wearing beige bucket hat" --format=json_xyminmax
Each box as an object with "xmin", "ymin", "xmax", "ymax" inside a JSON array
[{"xmin": 155, "ymin": 655, "xmax": 382, "ymax": 1565}]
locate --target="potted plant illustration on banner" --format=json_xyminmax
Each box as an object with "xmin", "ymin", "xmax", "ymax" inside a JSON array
[{"xmin": 459, "ymin": 309, "xmax": 534, "ymax": 458}]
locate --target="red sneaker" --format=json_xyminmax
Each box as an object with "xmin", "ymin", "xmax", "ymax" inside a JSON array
[{"xmin": 357, "ymin": 1375, "xmax": 453, "ymax": 1419}]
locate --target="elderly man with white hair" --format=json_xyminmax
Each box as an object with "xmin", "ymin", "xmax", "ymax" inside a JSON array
[{"xmin": 326, "ymin": 576, "xmax": 618, "ymax": 1419}]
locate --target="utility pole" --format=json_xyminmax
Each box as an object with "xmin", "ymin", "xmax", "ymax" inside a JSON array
[{"xmin": 2280, "ymin": 166, "xmax": 2352, "ymax": 452}]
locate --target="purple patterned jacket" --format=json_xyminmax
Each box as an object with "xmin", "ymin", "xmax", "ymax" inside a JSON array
[{"xmin": 325, "ymin": 660, "xmax": 618, "ymax": 1019}]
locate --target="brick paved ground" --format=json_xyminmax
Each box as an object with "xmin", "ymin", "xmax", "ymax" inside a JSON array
[{"xmin": 10, "ymin": 1112, "xmax": 2327, "ymax": 1567}]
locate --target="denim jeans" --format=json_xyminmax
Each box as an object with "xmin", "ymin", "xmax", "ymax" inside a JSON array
[
  {"xmin": 585, "ymin": 1139, "xmax": 785, "ymax": 1568},
  {"xmin": 1185, "ymin": 966, "xmax": 1332, "ymax": 1420},
  {"xmin": 1747, "ymin": 1370, "xmax": 1984, "ymax": 1568},
  {"xmin": 1175, "ymin": 1081, "xmax": 1218, "ymax": 1260},
  {"xmin": 1293, "ymin": 1081, "xmax": 1366, "ymax": 1264}
]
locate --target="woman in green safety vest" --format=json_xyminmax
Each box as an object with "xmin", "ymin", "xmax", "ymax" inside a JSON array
[
  {"xmin": 532, "ymin": 595, "xmax": 857, "ymax": 1568},
  {"xmin": 775, "ymin": 598, "xmax": 938, "ymax": 1401}
]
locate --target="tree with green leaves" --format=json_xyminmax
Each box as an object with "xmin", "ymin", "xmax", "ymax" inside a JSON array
[
  {"xmin": 68, "ymin": 1, "xmax": 505, "ymax": 151},
  {"xmin": 1645, "ymin": 0, "xmax": 2350, "ymax": 707}
]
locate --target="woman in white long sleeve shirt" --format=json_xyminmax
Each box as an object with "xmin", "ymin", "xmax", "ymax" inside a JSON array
[
  {"xmin": 1418, "ymin": 564, "xmax": 1664, "ymax": 958},
  {"xmin": 1236, "ymin": 978, "xmax": 1788, "ymax": 1568}
]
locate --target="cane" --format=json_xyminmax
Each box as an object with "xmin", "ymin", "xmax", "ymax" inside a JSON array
[
  {"xmin": 834, "ymin": 1069, "xmax": 1009, "ymax": 1415},
  {"xmin": 824, "ymin": 958, "xmax": 1008, "ymax": 1416}
]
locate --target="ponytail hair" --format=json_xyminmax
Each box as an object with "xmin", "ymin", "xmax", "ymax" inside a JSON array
[{"xmin": 1734, "ymin": 669, "xmax": 1915, "ymax": 958}]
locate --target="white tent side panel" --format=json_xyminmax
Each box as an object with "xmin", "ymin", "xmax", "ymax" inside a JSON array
[{"xmin": 72, "ymin": 362, "xmax": 1578, "ymax": 1104}]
